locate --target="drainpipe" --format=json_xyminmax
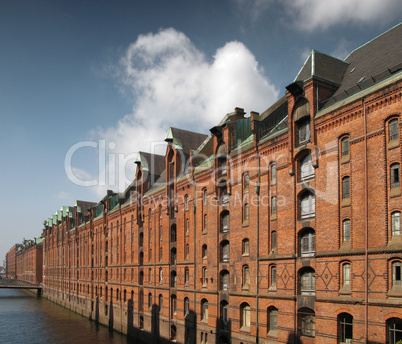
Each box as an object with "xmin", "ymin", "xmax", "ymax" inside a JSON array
[
  {"xmin": 255, "ymin": 145, "xmax": 261, "ymax": 344},
  {"xmin": 362, "ymin": 98, "xmax": 369, "ymax": 343}
]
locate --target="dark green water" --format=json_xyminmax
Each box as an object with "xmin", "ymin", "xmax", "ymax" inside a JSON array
[{"xmin": 0, "ymin": 289, "xmax": 132, "ymax": 344}]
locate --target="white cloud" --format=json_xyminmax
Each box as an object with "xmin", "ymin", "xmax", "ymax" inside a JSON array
[
  {"xmin": 88, "ymin": 28, "xmax": 279, "ymax": 197},
  {"xmin": 232, "ymin": 0, "xmax": 402, "ymax": 31},
  {"xmin": 283, "ymin": 0, "xmax": 402, "ymax": 31}
]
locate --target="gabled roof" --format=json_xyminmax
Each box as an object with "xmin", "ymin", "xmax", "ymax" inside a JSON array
[
  {"xmin": 165, "ymin": 127, "xmax": 208, "ymax": 155},
  {"xmin": 135, "ymin": 151, "xmax": 165, "ymax": 177},
  {"xmin": 294, "ymin": 50, "xmax": 348, "ymax": 86},
  {"xmin": 322, "ymin": 23, "xmax": 402, "ymax": 108}
]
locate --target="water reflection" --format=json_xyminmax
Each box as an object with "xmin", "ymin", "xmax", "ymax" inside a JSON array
[{"xmin": 0, "ymin": 289, "xmax": 132, "ymax": 344}]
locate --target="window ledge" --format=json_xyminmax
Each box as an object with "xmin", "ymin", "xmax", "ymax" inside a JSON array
[
  {"xmin": 339, "ymin": 287, "xmax": 351, "ymax": 295},
  {"xmin": 341, "ymin": 198, "xmax": 351, "ymax": 207},
  {"xmin": 271, "ymin": 214, "xmax": 277, "ymax": 220},
  {"xmin": 388, "ymin": 286, "xmax": 402, "ymax": 297},
  {"xmin": 267, "ymin": 330, "xmax": 278, "ymax": 338},
  {"xmin": 240, "ymin": 326, "xmax": 250, "ymax": 333},
  {"xmin": 340, "ymin": 156, "xmax": 350, "ymax": 164},
  {"xmin": 388, "ymin": 139, "xmax": 399, "ymax": 149},
  {"xmin": 242, "ymin": 220, "xmax": 249, "ymax": 227},
  {"xmin": 390, "ymin": 188, "xmax": 401, "ymax": 198}
]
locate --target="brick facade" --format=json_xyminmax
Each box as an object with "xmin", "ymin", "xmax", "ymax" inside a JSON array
[{"xmin": 9, "ymin": 24, "xmax": 402, "ymax": 344}]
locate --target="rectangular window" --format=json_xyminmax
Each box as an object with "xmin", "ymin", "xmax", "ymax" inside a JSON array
[
  {"xmin": 343, "ymin": 219, "xmax": 351, "ymax": 242},
  {"xmin": 393, "ymin": 261, "xmax": 402, "ymax": 286},
  {"xmin": 341, "ymin": 137, "xmax": 349, "ymax": 157},
  {"xmin": 342, "ymin": 177, "xmax": 350, "ymax": 200},
  {"xmin": 343, "ymin": 263, "xmax": 350, "ymax": 287},
  {"xmin": 389, "ymin": 119, "xmax": 399, "ymax": 142},
  {"xmin": 271, "ymin": 266, "xmax": 277, "ymax": 289},
  {"xmin": 392, "ymin": 212, "xmax": 401, "ymax": 237},
  {"xmin": 391, "ymin": 164, "xmax": 400, "ymax": 189},
  {"xmin": 271, "ymin": 196, "xmax": 277, "ymax": 216}
]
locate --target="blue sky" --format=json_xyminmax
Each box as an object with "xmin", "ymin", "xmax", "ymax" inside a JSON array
[{"xmin": 1, "ymin": 0, "xmax": 401, "ymax": 263}]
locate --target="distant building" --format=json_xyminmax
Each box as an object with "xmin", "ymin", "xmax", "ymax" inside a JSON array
[
  {"xmin": 16, "ymin": 238, "xmax": 43, "ymax": 285},
  {"xmin": 5, "ymin": 244, "xmax": 22, "ymax": 278},
  {"xmin": 37, "ymin": 23, "xmax": 402, "ymax": 343}
]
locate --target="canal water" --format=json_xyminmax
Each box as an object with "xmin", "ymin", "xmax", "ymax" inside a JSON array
[{"xmin": 0, "ymin": 289, "xmax": 133, "ymax": 344}]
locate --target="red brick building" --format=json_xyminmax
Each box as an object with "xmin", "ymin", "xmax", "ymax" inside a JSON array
[
  {"xmin": 40, "ymin": 24, "xmax": 402, "ymax": 344},
  {"xmin": 16, "ymin": 238, "xmax": 43, "ymax": 285},
  {"xmin": 5, "ymin": 244, "xmax": 22, "ymax": 278}
]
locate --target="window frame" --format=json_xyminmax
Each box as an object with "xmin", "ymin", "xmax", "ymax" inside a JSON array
[
  {"xmin": 391, "ymin": 211, "xmax": 401, "ymax": 237},
  {"xmin": 300, "ymin": 191, "xmax": 315, "ymax": 218},
  {"xmin": 300, "ymin": 153, "xmax": 314, "ymax": 180},
  {"xmin": 389, "ymin": 118, "xmax": 400, "ymax": 143}
]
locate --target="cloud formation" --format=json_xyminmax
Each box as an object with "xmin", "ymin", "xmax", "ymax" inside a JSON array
[
  {"xmin": 285, "ymin": 0, "xmax": 402, "ymax": 31},
  {"xmin": 235, "ymin": 0, "xmax": 402, "ymax": 31},
  {"xmin": 89, "ymin": 28, "xmax": 279, "ymax": 196}
]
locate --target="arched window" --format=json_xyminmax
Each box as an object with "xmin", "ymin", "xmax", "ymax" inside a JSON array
[
  {"xmin": 341, "ymin": 136, "xmax": 350, "ymax": 161},
  {"xmin": 201, "ymin": 299, "xmax": 208, "ymax": 321},
  {"xmin": 185, "ymin": 268, "xmax": 189, "ymax": 285},
  {"xmin": 389, "ymin": 118, "xmax": 400, "ymax": 142},
  {"xmin": 300, "ymin": 268, "xmax": 315, "ymax": 295},
  {"xmin": 271, "ymin": 231, "xmax": 277, "ymax": 253},
  {"xmin": 243, "ymin": 172, "xmax": 249, "ymax": 192},
  {"xmin": 203, "ymin": 188, "xmax": 208, "ymax": 206},
  {"xmin": 221, "ymin": 211, "xmax": 230, "ymax": 232},
  {"xmin": 220, "ymin": 300, "xmax": 229, "ymax": 324},
  {"xmin": 270, "ymin": 163, "xmax": 277, "ymax": 184},
  {"xmin": 203, "ymin": 214, "xmax": 208, "ymax": 233},
  {"xmin": 242, "ymin": 238, "xmax": 249, "ymax": 255},
  {"xmin": 342, "ymin": 176, "xmax": 351, "ymax": 200},
  {"xmin": 159, "ymin": 268, "xmax": 163, "ymax": 284},
  {"xmin": 171, "ymin": 295, "xmax": 177, "ymax": 316},
  {"xmin": 170, "ymin": 248, "xmax": 176, "ymax": 264},
  {"xmin": 267, "ymin": 306, "xmax": 278, "ymax": 335},
  {"xmin": 170, "ymin": 225, "xmax": 177, "ymax": 242},
  {"xmin": 341, "ymin": 262, "xmax": 351, "ymax": 289},
  {"xmin": 338, "ymin": 312, "xmax": 353, "ymax": 343},
  {"xmin": 300, "ymin": 154, "xmax": 314, "ymax": 180},
  {"xmin": 202, "ymin": 244, "xmax": 207, "ymax": 258},
  {"xmin": 271, "ymin": 196, "xmax": 277, "ymax": 216},
  {"xmin": 240, "ymin": 303, "xmax": 251, "ymax": 329},
  {"xmin": 220, "ymin": 240, "xmax": 230, "ymax": 262},
  {"xmin": 387, "ymin": 317, "xmax": 402, "ymax": 344},
  {"xmin": 220, "ymin": 270, "xmax": 230, "ymax": 291},
  {"xmin": 392, "ymin": 260, "xmax": 402, "ymax": 287},
  {"xmin": 343, "ymin": 219, "xmax": 351, "ymax": 243},
  {"xmin": 202, "ymin": 267, "xmax": 208, "ymax": 286},
  {"xmin": 242, "ymin": 265, "xmax": 250, "ymax": 288},
  {"xmin": 148, "ymin": 292, "xmax": 152, "ymax": 309},
  {"xmin": 139, "ymin": 232, "xmax": 143, "ymax": 247},
  {"xmin": 170, "ymin": 271, "xmax": 177, "ymax": 288},
  {"xmin": 244, "ymin": 203, "xmax": 250, "ymax": 221},
  {"xmin": 300, "ymin": 191, "xmax": 315, "ymax": 218},
  {"xmin": 392, "ymin": 211, "xmax": 401, "ymax": 237},
  {"xmin": 185, "ymin": 195, "xmax": 189, "ymax": 211},
  {"xmin": 298, "ymin": 307, "xmax": 315, "ymax": 337},
  {"xmin": 300, "ymin": 228, "xmax": 316, "ymax": 257},
  {"xmin": 186, "ymin": 218, "xmax": 189, "ymax": 235},
  {"xmin": 270, "ymin": 265, "xmax": 277, "ymax": 290},
  {"xmin": 159, "ymin": 294, "xmax": 163, "ymax": 313},
  {"xmin": 184, "ymin": 297, "xmax": 190, "ymax": 316}
]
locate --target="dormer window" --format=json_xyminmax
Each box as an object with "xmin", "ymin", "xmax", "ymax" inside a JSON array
[
  {"xmin": 297, "ymin": 118, "xmax": 311, "ymax": 146},
  {"xmin": 216, "ymin": 142, "xmax": 228, "ymax": 178},
  {"xmin": 294, "ymin": 99, "xmax": 311, "ymax": 147}
]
